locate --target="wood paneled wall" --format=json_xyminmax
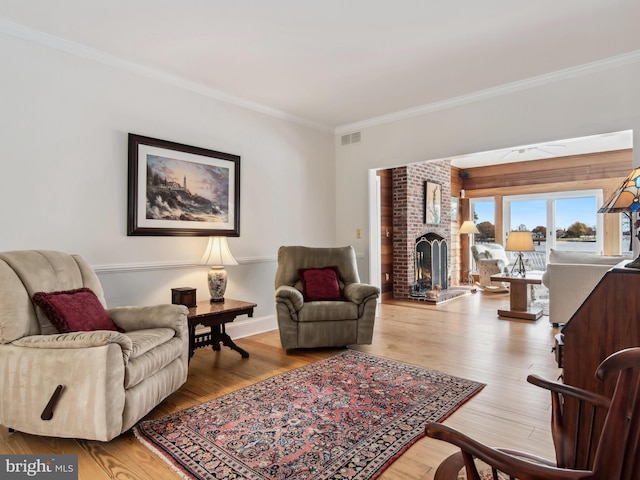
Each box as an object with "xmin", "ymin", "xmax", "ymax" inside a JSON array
[
  {"xmin": 450, "ymin": 166, "xmax": 464, "ymax": 284},
  {"xmin": 460, "ymin": 149, "xmax": 631, "ymax": 194},
  {"xmin": 460, "ymin": 149, "xmax": 633, "ymax": 256},
  {"xmin": 378, "ymin": 169, "xmax": 393, "ymax": 296}
]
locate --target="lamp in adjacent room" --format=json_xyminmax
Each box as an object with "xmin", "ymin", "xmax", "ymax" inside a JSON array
[
  {"xmin": 199, "ymin": 237, "xmax": 238, "ymax": 302},
  {"xmin": 459, "ymin": 220, "xmax": 480, "ymax": 285},
  {"xmin": 598, "ymin": 167, "xmax": 640, "ymax": 268},
  {"xmin": 505, "ymin": 231, "xmax": 534, "ymax": 277}
]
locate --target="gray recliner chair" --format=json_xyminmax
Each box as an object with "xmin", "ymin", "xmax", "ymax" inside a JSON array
[
  {"xmin": 0, "ymin": 250, "xmax": 189, "ymax": 441},
  {"xmin": 274, "ymin": 246, "xmax": 379, "ymax": 351}
]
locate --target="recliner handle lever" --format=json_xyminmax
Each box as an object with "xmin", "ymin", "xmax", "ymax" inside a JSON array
[{"xmin": 41, "ymin": 385, "xmax": 64, "ymax": 421}]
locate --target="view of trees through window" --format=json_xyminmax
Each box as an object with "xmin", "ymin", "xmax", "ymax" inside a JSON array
[
  {"xmin": 472, "ymin": 199, "xmax": 496, "ymax": 242},
  {"xmin": 471, "ymin": 191, "xmax": 608, "ymax": 255}
]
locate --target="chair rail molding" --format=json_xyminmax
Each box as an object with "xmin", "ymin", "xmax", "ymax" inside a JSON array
[{"xmin": 93, "ymin": 255, "xmax": 277, "ymax": 274}]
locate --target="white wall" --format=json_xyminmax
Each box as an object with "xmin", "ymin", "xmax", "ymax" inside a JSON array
[
  {"xmin": 336, "ymin": 56, "xmax": 640, "ymax": 277},
  {"xmin": 0, "ymin": 32, "xmax": 335, "ymax": 329},
  {"xmin": 4, "ymin": 28, "xmax": 639, "ymax": 336}
]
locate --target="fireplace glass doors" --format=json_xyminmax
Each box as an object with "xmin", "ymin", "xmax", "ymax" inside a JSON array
[{"xmin": 413, "ymin": 232, "xmax": 448, "ymax": 297}]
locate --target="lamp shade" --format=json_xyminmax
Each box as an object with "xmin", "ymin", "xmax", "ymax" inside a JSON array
[
  {"xmin": 459, "ymin": 220, "xmax": 480, "ymax": 235},
  {"xmin": 505, "ymin": 231, "xmax": 534, "ymax": 252},
  {"xmin": 199, "ymin": 237, "xmax": 238, "ymax": 266},
  {"xmin": 598, "ymin": 167, "xmax": 640, "ymax": 213}
]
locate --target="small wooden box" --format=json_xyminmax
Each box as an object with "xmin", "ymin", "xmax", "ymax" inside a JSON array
[{"xmin": 171, "ymin": 287, "xmax": 197, "ymax": 308}]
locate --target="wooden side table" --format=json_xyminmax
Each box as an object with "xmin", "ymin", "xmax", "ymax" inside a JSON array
[
  {"xmin": 187, "ymin": 299, "xmax": 256, "ymax": 360},
  {"xmin": 490, "ymin": 271, "xmax": 543, "ymax": 320}
]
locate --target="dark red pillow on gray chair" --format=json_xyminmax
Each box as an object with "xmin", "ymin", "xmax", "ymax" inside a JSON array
[{"xmin": 298, "ymin": 266, "xmax": 344, "ymax": 301}]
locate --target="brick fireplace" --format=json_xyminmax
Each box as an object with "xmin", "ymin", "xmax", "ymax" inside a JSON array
[{"xmin": 392, "ymin": 160, "xmax": 452, "ymax": 299}]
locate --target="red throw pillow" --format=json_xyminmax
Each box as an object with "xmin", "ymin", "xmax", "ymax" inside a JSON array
[
  {"xmin": 299, "ymin": 266, "xmax": 343, "ymax": 301},
  {"xmin": 33, "ymin": 288, "xmax": 121, "ymax": 333}
]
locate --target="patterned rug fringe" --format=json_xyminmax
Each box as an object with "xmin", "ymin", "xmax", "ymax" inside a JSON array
[{"xmin": 133, "ymin": 428, "xmax": 198, "ymax": 480}]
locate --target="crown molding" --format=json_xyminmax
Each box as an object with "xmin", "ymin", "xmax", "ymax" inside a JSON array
[
  {"xmin": 335, "ymin": 49, "xmax": 640, "ymax": 135},
  {"xmin": 0, "ymin": 18, "xmax": 333, "ymax": 133},
  {"xmin": 2, "ymin": 17, "xmax": 638, "ymax": 138}
]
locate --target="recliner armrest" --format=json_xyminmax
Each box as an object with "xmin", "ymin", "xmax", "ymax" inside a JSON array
[
  {"xmin": 344, "ymin": 283, "xmax": 380, "ymax": 304},
  {"xmin": 108, "ymin": 304, "xmax": 188, "ymax": 338},
  {"xmin": 12, "ymin": 331, "xmax": 133, "ymax": 361},
  {"xmin": 275, "ymin": 285, "xmax": 304, "ymax": 311}
]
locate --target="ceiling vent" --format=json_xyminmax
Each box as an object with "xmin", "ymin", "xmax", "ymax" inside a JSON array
[{"xmin": 341, "ymin": 132, "xmax": 362, "ymax": 146}]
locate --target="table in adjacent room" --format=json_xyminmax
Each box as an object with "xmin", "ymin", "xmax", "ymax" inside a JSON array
[
  {"xmin": 187, "ymin": 299, "xmax": 256, "ymax": 360},
  {"xmin": 490, "ymin": 271, "xmax": 544, "ymax": 320}
]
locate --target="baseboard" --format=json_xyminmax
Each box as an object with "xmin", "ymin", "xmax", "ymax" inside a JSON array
[{"xmin": 225, "ymin": 314, "xmax": 278, "ymax": 339}]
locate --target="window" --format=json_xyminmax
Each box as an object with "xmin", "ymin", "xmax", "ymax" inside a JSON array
[
  {"xmin": 622, "ymin": 213, "xmax": 633, "ymax": 256},
  {"xmin": 470, "ymin": 198, "xmax": 496, "ymax": 244},
  {"xmin": 503, "ymin": 190, "xmax": 603, "ymax": 257},
  {"xmin": 469, "ymin": 198, "xmax": 495, "ymax": 271}
]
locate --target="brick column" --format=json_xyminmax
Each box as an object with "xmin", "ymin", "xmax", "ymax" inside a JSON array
[{"xmin": 392, "ymin": 160, "xmax": 452, "ymax": 298}]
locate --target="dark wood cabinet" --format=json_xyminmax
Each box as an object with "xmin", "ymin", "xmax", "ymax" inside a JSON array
[
  {"xmin": 560, "ymin": 266, "xmax": 640, "ymax": 466},
  {"xmin": 562, "ymin": 267, "xmax": 640, "ymax": 395}
]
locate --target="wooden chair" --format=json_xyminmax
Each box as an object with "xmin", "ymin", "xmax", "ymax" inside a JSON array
[{"xmin": 425, "ymin": 347, "xmax": 640, "ymax": 480}]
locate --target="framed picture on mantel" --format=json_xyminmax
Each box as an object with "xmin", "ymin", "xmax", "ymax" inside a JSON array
[
  {"xmin": 424, "ymin": 181, "xmax": 442, "ymax": 224},
  {"xmin": 127, "ymin": 134, "xmax": 240, "ymax": 236}
]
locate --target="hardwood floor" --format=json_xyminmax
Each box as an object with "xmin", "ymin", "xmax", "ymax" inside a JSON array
[{"xmin": 0, "ymin": 292, "xmax": 562, "ymax": 480}]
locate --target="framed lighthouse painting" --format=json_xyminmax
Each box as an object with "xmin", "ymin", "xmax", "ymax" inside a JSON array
[{"xmin": 127, "ymin": 134, "xmax": 240, "ymax": 237}]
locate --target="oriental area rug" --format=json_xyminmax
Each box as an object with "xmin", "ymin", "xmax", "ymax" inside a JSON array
[{"xmin": 134, "ymin": 350, "xmax": 484, "ymax": 480}]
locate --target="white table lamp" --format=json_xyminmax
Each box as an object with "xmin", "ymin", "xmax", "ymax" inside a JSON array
[
  {"xmin": 459, "ymin": 221, "xmax": 480, "ymax": 285},
  {"xmin": 199, "ymin": 237, "xmax": 238, "ymax": 302}
]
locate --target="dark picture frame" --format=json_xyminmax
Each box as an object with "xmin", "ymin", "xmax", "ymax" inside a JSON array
[
  {"xmin": 128, "ymin": 134, "xmax": 240, "ymax": 236},
  {"xmin": 424, "ymin": 181, "xmax": 442, "ymax": 224}
]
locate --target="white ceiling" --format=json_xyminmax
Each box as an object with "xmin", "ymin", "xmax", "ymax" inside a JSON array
[
  {"xmin": 450, "ymin": 130, "xmax": 633, "ymax": 168},
  {"xmin": 0, "ymin": 0, "xmax": 637, "ymax": 159}
]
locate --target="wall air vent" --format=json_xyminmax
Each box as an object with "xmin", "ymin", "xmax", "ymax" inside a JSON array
[{"xmin": 341, "ymin": 132, "xmax": 362, "ymax": 146}]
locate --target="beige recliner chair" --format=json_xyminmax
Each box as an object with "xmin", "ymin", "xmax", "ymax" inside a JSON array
[
  {"xmin": 274, "ymin": 246, "xmax": 379, "ymax": 351},
  {"xmin": 0, "ymin": 250, "xmax": 189, "ymax": 441},
  {"xmin": 471, "ymin": 243, "xmax": 512, "ymax": 291}
]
